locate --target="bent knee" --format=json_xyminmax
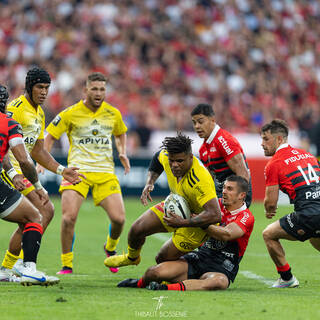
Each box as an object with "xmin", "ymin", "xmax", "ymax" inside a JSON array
[
  {"xmin": 129, "ymin": 220, "xmax": 147, "ymax": 238},
  {"xmin": 204, "ymin": 276, "xmax": 229, "ymax": 290},
  {"xmin": 145, "ymin": 266, "xmax": 161, "ymax": 281},
  {"xmin": 110, "ymin": 216, "xmax": 125, "ymax": 226},
  {"xmin": 262, "ymin": 226, "xmax": 274, "ymax": 242}
]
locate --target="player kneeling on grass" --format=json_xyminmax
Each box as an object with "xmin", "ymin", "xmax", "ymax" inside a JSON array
[
  {"xmin": 0, "ymin": 85, "xmax": 59, "ymax": 286},
  {"xmin": 118, "ymin": 175, "xmax": 254, "ymax": 291}
]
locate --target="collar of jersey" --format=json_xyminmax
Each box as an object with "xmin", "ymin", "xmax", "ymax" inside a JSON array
[
  {"xmin": 22, "ymin": 95, "xmax": 40, "ymax": 113},
  {"xmin": 80, "ymin": 100, "xmax": 103, "ymax": 114},
  {"xmin": 228, "ymin": 202, "xmax": 247, "ymax": 215},
  {"xmin": 206, "ymin": 124, "xmax": 220, "ymax": 144},
  {"xmin": 275, "ymin": 143, "xmax": 289, "ymax": 153}
]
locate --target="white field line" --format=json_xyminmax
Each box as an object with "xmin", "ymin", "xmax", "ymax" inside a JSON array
[
  {"xmin": 151, "ymin": 233, "xmax": 171, "ymax": 242},
  {"xmin": 240, "ymin": 270, "xmax": 274, "ymax": 286}
]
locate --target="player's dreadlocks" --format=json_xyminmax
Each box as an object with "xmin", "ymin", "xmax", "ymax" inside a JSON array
[
  {"xmin": 25, "ymin": 67, "xmax": 51, "ymax": 102},
  {"xmin": 261, "ymin": 119, "xmax": 289, "ymax": 138},
  {"xmin": 161, "ymin": 133, "xmax": 193, "ymax": 154},
  {"xmin": 0, "ymin": 85, "xmax": 9, "ymax": 113}
]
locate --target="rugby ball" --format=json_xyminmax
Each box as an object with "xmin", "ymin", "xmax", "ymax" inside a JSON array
[{"xmin": 164, "ymin": 193, "xmax": 191, "ymax": 220}]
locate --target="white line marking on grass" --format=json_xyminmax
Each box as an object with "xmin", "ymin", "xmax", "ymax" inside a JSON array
[
  {"xmin": 151, "ymin": 234, "xmax": 170, "ymax": 242},
  {"xmin": 240, "ymin": 270, "xmax": 274, "ymax": 286}
]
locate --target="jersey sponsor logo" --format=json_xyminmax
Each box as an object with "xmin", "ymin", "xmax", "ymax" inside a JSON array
[
  {"xmin": 52, "ymin": 115, "xmax": 61, "ymax": 126},
  {"xmin": 305, "ymin": 189, "xmax": 320, "ymax": 199},
  {"xmin": 284, "ymin": 153, "xmax": 313, "ymax": 165},
  {"xmin": 240, "ymin": 212, "xmax": 250, "ymax": 225},
  {"xmin": 78, "ymin": 137, "xmax": 110, "ymax": 145},
  {"xmin": 221, "ymin": 251, "xmax": 235, "ymax": 258},
  {"xmin": 91, "ymin": 119, "xmax": 99, "ymax": 125},
  {"xmin": 210, "ymin": 146, "xmax": 216, "ymax": 152},
  {"xmin": 217, "ymin": 135, "xmax": 233, "ymax": 156}
]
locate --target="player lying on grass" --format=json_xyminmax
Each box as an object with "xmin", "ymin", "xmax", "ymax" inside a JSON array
[
  {"xmin": 118, "ymin": 175, "xmax": 254, "ymax": 291},
  {"xmin": 104, "ymin": 133, "xmax": 221, "ymax": 269}
]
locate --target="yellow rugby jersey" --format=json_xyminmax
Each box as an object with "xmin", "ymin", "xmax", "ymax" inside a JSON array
[
  {"xmin": 7, "ymin": 95, "xmax": 45, "ymax": 171},
  {"xmin": 158, "ymin": 150, "xmax": 217, "ymax": 214},
  {"xmin": 46, "ymin": 100, "xmax": 127, "ymax": 173}
]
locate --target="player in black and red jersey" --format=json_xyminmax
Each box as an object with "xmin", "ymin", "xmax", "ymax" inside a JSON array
[
  {"xmin": 261, "ymin": 119, "xmax": 320, "ymax": 288},
  {"xmin": 191, "ymin": 103, "xmax": 252, "ymax": 207},
  {"xmin": 117, "ymin": 175, "xmax": 254, "ymax": 291},
  {"xmin": 0, "ymin": 85, "xmax": 59, "ymax": 286}
]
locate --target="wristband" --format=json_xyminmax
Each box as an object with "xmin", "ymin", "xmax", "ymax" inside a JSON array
[
  {"xmin": 34, "ymin": 181, "xmax": 43, "ymax": 190},
  {"xmin": 6, "ymin": 168, "xmax": 18, "ymax": 180},
  {"xmin": 56, "ymin": 164, "xmax": 65, "ymax": 175}
]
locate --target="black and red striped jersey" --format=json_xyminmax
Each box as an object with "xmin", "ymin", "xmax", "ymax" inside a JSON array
[
  {"xmin": 199, "ymin": 124, "xmax": 248, "ymax": 183},
  {"xmin": 265, "ymin": 144, "xmax": 320, "ymax": 211},
  {"xmin": 0, "ymin": 112, "xmax": 23, "ymax": 170},
  {"xmin": 200, "ymin": 199, "xmax": 254, "ymax": 260}
]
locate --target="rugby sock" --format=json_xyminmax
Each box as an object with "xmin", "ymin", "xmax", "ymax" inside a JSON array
[
  {"xmin": 127, "ymin": 245, "xmax": 141, "ymax": 261},
  {"xmin": 61, "ymin": 252, "xmax": 74, "ymax": 269},
  {"xmin": 22, "ymin": 223, "xmax": 43, "ymax": 263},
  {"xmin": 105, "ymin": 235, "xmax": 120, "ymax": 252},
  {"xmin": 167, "ymin": 282, "xmax": 186, "ymax": 291},
  {"xmin": 276, "ymin": 263, "xmax": 293, "ymax": 281},
  {"xmin": 137, "ymin": 278, "xmax": 146, "ymax": 288},
  {"xmin": 1, "ymin": 250, "xmax": 19, "ymax": 269}
]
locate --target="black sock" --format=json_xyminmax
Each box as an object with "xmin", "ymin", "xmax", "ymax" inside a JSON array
[
  {"xmin": 22, "ymin": 223, "xmax": 43, "ymax": 263},
  {"xmin": 279, "ymin": 269, "xmax": 293, "ymax": 281}
]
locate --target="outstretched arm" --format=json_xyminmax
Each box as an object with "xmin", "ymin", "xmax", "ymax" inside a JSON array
[{"xmin": 32, "ymin": 136, "xmax": 84, "ymax": 184}]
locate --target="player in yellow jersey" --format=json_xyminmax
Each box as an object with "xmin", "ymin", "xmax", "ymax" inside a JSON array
[
  {"xmin": 44, "ymin": 72, "xmax": 130, "ymax": 274},
  {"xmin": 0, "ymin": 67, "xmax": 83, "ymax": 281},
  {"xmin": 104, "ymin": 133, "xmax": 222, "ymax": 269}
]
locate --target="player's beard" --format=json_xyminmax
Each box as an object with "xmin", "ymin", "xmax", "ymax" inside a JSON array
[{"xmin": 88, "ymin": 95, "xmax": 103, "ymax": 109}]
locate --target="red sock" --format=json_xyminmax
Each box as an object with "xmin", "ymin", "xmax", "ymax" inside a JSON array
[
  {"xmin": 137, "ymin": 278, "xmax": 146, "ymax": 288},
  {"xmin": 167, "ymin": 282, "xmax": 186, "ymax": 291},
  {"xmin": 276, "ymin": 263, "xmax": 290, "ymax": 272}
]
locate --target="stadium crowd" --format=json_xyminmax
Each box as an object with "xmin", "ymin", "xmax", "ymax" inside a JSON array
[{"xmin": 0, "ymin": 0, "xmax": 320, "ymax": 151}]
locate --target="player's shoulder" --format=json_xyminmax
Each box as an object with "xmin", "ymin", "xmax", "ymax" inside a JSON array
[
  {"xmin": 7, "ymin": 95, "xmax": 25, "ymax": 110},
  {"xmin": 101, "ymin": 101, "xmax": 122, "ymax": 115},
  {"xmin": 191, "ymin": 157, "xmax": 212, "ymax": 180}
]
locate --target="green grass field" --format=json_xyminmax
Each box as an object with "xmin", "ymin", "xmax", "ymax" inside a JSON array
[{"xmin": 0, "ymin": 197, "xmax": 320, "ymax": 320}]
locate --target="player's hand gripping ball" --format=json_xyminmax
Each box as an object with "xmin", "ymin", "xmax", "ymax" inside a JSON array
[{"xmin": 164, "ymin": 193, "xmax": 191, "ymax": 219}]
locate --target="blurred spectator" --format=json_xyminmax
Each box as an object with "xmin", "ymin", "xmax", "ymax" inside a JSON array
[{"xmin": 0, "ymin": 0, "xmax": 320, "ymax": 140}]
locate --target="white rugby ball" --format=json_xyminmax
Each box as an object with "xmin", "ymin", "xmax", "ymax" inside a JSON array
[{"xmin": 164, "ymin": 193, "xmax": 191, "ymax": 220}]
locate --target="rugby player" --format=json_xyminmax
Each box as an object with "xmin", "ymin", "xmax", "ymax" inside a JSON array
[
  {"xmin": 261, "ymin": 119, "xmax": 320, "ymax": 288},
  {"xmin": 191, "ymin": 103, "xmax": 252, "ymax": 207},
  {"xmin": 117, "ymin": 175, "xmax": 254, "ymax": 291},
  {"xmin": 44, "ymin": 72, "xmax": 130, "ymax": 274},
  {"xmin": 0, "ymin": 67, "xmax": 82, "ymax": 279},
  {"xmin": 0, "ymin": 85, "xmax": 59, "ymax": 285},
  {"xmin": 104, "ymin": 133, "xmax": 222, "ymax": 269}
]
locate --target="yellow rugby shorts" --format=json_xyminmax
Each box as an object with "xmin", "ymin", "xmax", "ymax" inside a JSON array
[
  {"xmin": 59, "ymin": 172, "xmax": 121, "ymax": 206},
  {"xmin": 1, "ymin": 169, "xmax": 34, "ymax": 196},
  {"xmin": 151, "ymin": 202, "xmax": 208, "ymax": 253}
]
